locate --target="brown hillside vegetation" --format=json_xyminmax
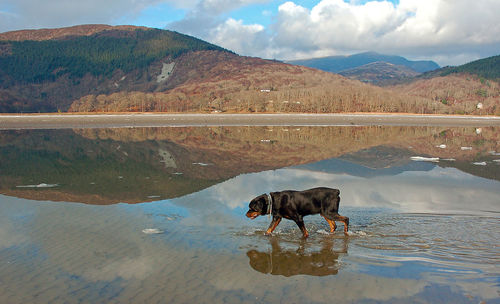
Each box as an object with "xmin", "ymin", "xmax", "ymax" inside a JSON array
[
  {"xmin": 69, "ymin": 51, "xmax": 447, "ymax": 114},
  {"xmin": 390, "ymin": 74, "xmax": 500, "ymax": 115}
]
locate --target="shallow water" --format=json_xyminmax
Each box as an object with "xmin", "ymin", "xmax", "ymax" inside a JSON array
[{"xmin": 0, "ymin": 126, "xmax": 499, "ymax": 303}]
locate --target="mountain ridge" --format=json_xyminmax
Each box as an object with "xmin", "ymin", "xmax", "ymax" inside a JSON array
[{"xmin": 287, "ymin": 51, "xmax": 440, "ymax": 74}]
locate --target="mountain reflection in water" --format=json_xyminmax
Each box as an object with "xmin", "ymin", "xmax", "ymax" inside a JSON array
[{"xmin": 0, "ymin": 126, "xmax": 498, "ymax": 204}]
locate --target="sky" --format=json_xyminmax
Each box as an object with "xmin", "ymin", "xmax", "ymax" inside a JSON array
[{"xmin": 1, "ymin": 0, "xmax": 500, "ymax": 66}]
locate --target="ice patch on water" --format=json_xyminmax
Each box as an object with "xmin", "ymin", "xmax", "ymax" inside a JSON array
[
  {"xmin": 16, "ymin": 183, "xmax": 58, "ymax": 188},
  {"xmin": 192, "ymin": 162, "xmax": 212, "ymax": 166},
  {"xmin": 142, "ymin": 228, "xmax": 163, "ymax": 234},
  {"xmin": 411, "ymin": 156, "xmax": 439, "ymax": 162}
]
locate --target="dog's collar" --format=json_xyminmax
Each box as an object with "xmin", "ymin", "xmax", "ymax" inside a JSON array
[{"xmin": 266, "ymin": 193, "xmax": 273, "ymax": 216}]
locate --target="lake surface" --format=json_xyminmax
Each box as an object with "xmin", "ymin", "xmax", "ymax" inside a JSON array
[{"xmin": 1, "ymin": 126, "xmax": 499, "ymax": 303}]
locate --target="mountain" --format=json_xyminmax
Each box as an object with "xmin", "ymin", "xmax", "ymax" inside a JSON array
[
  {"xmin": 0, "ymin": 24, "xmax": 228, "ymax": 112},
  {"xmin": 338, "ymin": 61, "xmax": 420, "ymax": 85},
  {"xmin": 0, "ymin": 25, "xmax": 488, "ymax": 114},
  {"xmin": 287, "ymin": 52, "xmax": 440, "ymax": 74}
]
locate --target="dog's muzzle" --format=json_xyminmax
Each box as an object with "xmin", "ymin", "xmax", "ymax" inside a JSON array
[{"xmin": 246, "ymin": 210, "xmax": 259, "ymax": 219}]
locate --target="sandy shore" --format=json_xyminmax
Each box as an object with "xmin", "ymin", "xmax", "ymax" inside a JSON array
[{"xmin": 1, "ymin": 113, "xmax": 500, "ymax": 129}]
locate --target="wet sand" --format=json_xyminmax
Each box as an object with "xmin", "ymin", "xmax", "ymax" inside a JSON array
[{"xmin": 1, "ymin": 113, "xmax": 500, "ymax": 129}]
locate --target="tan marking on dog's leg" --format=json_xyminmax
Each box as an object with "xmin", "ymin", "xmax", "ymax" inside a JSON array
[
  {"xmin": 302, "ymin": 228, "xmax": 309, "ymax": 238},
  {"xmin": 266, "ymin": 218, "xmax": 281, "ymax": 235},
  {"xmin": 322, "ymin": 215, "xmax": 337, "ymax": 233},
  {"xmin": 338, "ymin": 216, "xmax": 349, "ymax": 234}
]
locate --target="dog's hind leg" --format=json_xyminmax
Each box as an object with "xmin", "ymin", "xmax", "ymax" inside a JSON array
[
  {"xmin": 321, "ymin": 215, "xmax": 337, "ymax": 233},
  {"xmin": 332, "ymin": 215, "xmax": 349, "ymax": 234}
]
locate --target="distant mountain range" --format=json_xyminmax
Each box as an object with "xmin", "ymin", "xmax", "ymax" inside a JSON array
[
  {"xmin": 0, "ymin": 25, "xmax": 498, "ymax": 115},
  {"xmin": 287, "ymin": 52, "xmax": 440, "ymax": 73},
  {"xmin": 286, "ymin": 52, "xmax": 440, "ymax": 85}
]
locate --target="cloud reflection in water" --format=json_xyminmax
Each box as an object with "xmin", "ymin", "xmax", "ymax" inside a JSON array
[{"xmin": 187, "ymin": 164, "xmax": 499, "ymax": 216}]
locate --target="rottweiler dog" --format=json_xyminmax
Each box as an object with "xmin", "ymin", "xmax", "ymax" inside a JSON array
[{"xmin": 246, "ymin": 187, "xmax": 349, "ymax": 238}]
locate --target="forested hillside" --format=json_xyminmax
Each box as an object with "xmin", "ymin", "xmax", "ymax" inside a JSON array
[
  {"xmin": 0, "ymin": 28, "xmax": 226, "ymax": 83},
  {"xmin": 0, "ymin": 25, "xmax": 231, "ymax": 112},
  {"xmin": 440, "ymin": 55, "xmax": 500, "ymax": 80}
]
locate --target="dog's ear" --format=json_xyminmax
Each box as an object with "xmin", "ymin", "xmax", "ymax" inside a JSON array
[
  {"xmin": 249, "ymin": 195, "xmax": 265, "ymax": 212},
  {"xmin": 250, "ymin": 194, "xmax": 268, "ymax": 213},
  {"xmin": 258, "ymin": 194, "xmax": 269, "ymax": 215}
]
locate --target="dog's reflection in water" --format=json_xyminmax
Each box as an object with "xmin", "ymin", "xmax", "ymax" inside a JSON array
[{"xmin": 246, "ymin": 236, "xmax": 348, "ymax": 277}]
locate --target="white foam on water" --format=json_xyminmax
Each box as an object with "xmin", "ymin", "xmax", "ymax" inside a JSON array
[
  {"xmin": 316, "ymin": 229, "xmax": 331, "ymax": 235},
  {"xmin": 347, "ymin": 230, "xmax": 368, "ymax": 237},
  {"xmin": 142, "ymin": 228, "xmax": 163, "ymax": 234}
]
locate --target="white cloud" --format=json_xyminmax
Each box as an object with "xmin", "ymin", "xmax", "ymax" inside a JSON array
[
  {"xmin": 168, "ymin": 0, "xmax": 268, "ymax": 40},
  {"xmin": 187, "ymin": 0, "xmax": 500, "ymax": 65},
  {"xmin": 210, "ymin": 18, "xmax": 269, "ymax": 57},
  {"xmin": 266, "ymin": 0, "xmax": 500, "ymax": 64},
  {"xmin": 1, "ymin": 0, "xmax": 499, "ymax": 65}
]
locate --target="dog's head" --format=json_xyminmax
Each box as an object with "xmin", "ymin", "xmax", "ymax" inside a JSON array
[{"xmin": 246, "ymin": 194, "xmax": 269, "ymax": 219}]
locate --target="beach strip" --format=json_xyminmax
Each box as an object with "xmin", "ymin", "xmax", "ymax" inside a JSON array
[{"xmin": 1, "ymin": 113, "xmax": 500, "ymax": 129}]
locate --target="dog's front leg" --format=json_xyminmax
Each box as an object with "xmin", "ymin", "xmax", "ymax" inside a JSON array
[
  {"xmin": 295, "ymin": 219, "xmax": 309, "ymax": 238},
  {"xmin": 265, "ymin": 216, "xmax": 282, "ymax": 235}
]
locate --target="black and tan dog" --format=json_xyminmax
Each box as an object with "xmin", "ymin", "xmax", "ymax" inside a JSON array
[{"xmin": 246, "ymin": 187, "xmax": 349, "ymax": 238}]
